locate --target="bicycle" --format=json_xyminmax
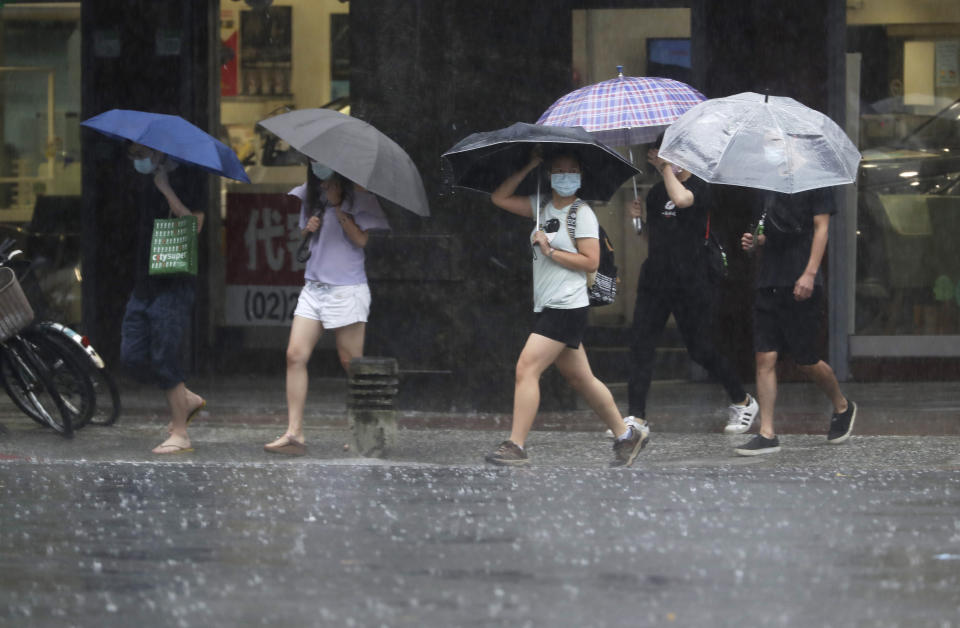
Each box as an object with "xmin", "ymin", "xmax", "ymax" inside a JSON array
[
  {"xmin": 0, "ymin": 227, "xmax": 121, "ymax": 428},
  {"xmin": 32, "ymin": 321, "xmax": 120, "ymax": 426},
  {"xmin": 0, "ymin": 265, "xmax": 92, "ymax": 437}
]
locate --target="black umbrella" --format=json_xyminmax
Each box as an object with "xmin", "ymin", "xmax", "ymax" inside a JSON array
[{"xmin": 440, "ymin": 122, "xmax": 639, "ymax": 202}]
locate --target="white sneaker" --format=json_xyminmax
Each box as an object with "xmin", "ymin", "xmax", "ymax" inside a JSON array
[
  {"xmin": 724, "ymin": 394, "xmax": 759, "ymax": 434},
  {"xmin": 606, "ymin": 415, "xmax": 644, "ymax": 439}
]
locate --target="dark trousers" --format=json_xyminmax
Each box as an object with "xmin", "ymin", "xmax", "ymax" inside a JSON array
[
  {"xmin": 628, "ymin": 269, "xmax": 745, "ymax": 418},
  {"xmin": 120, "ymin": 281, "xmax": 194, "ymax": 389}
]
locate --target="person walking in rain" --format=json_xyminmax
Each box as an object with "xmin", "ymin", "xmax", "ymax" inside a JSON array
[
  {"xmin": 264, "ymin": 162, "xmax": 390, "ymax": 456},
  {"xmin": 735, "ymin": 188, "xmax": 855, "ymax": 455},
  {"xmin": 122, "ymin": 142, "xmax": 206, "ymax": 454},
  {"xmin": 484, "ymin": 148, "xmax": 648, "ymax": 467},
  {"xmin": 621, "ymin": 134, "xmax": 757, "ymax": 438}
]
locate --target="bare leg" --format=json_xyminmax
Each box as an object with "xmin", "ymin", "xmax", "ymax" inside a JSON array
[
  {"xmin": 334, "ymin": 322, "xmax": 365, "ymax": 375},
  {"xmin": 555, "ymin": 343, "xmax": 627, "ymax": 438},
  {"xmin": 165, "ymin": 384, "xmax": 205, "ymax": 434},
  {"xmin": 273, "ymin": 315, "xmax": 324, "ymax": 445},
  {"xmin": 509, "ymin": 334, "xmax": 566, "ymax": 448},
  {"xmin": 153, "ymin": 382, "xmax": 204, "ymax": 453},
  {"xmin": 755, "ymin": 351, "xmax": 778, "ymax": 438},
  {"xmin": 797, "ymin": 360, "xmax": 847, "ymax": 413}
]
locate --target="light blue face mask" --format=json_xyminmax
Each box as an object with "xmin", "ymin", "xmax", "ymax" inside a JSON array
[
  {"xmin": 311, "ymin": 162, "xmax": 334, "ymax": 180},
  {"xmin": 551, "ymin": 172, "xmax": 581, "ymax": 197},
  {"xmin": 133, "ymin": 157, "xmax": 156, "ymax": 174}
]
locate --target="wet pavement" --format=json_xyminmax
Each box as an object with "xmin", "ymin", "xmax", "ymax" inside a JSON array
[{"xmin": 2, "ymin": 396, "xmax": 960, "ymax": 627}]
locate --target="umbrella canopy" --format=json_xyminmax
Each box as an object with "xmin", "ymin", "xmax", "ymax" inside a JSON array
[
  {"xmin": 257, "ymin": 108, "xmax": 430, "ymax": 217},
  {"xmin": 658, "ymin": 92, "xmax": 861, "ymax": 194},
  {"xmin": 440, "ymin": 122, "xmax": 640, "ymax": 202},
  {"xmin": 81, "ymin": 109, "xmax": 250, "ymax": 182},
  {"xmin": 536, "ymin": 69, "xmax": 706, "ymax": 146}
]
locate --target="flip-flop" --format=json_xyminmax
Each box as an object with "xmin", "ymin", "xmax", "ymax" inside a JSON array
[
  {"xmin": 264, "ymin": 434, "xmax": 306, "ymax": 456},
  {"xmin": 152, "ymin": 442, "xmax": 194, "ymax": 455},
  {"xmin": 186, "ymin": 399, "xmax": 206, "ymax": 426}
]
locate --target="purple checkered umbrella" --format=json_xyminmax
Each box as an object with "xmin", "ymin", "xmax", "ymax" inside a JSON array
[
  {"xmin": 538, "ymin": 67, "xmax": 705, "ymax": 221},
  {"xmin": 536, "ymin": 68, "xmax": 706, "ymax": 146}
]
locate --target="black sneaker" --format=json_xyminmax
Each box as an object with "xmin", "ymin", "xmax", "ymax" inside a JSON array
[
  {"xmin": 734, "ymin": 434, "xmax": 781, "ymax": 456},
  {"xmin": 827, "ymin": 400, "xmax": 856, "ymax": 444},
  {"xmin": 611, "ymin": 423, "xmax": 650, "ymax": 467},
  {"xmin": 485, "ymin": 440, "xmax": 529, "ymax": 466}
]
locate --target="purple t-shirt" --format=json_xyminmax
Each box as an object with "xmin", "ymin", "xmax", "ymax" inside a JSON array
[{"xmin": 290, "ymin": 183, "xmax": 391, "ymax": 285}]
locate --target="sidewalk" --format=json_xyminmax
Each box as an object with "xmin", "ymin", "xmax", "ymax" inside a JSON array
[{"xmin": 94, "ymin": 374, "xmax": 960, "ymax": 436}]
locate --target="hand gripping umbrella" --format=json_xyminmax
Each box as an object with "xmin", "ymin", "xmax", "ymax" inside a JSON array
[
  {"xmin": 257, "ymin": 108, "xmax": 430, "ymax": 217},
  {"xmin": 658, "ymin": 92, "xmax": 862, "ymax": 194},
  {"xmin": 81, "ymin": 109, "xmax": 250, "ymax": 182}
]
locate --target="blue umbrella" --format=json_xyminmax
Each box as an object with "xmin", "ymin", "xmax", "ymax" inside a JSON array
[{"xmin": 81, "ymin": 109, "xmax": 250, "ymax": 182}]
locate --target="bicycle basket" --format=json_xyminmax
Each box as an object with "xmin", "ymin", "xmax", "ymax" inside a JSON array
[{"xmin": 0, "ymin": 267, "xmax": 35, "ymax": 341}]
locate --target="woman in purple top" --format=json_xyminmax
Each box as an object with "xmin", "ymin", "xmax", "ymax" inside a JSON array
[{"xmin": 264, "ymin": 162, "xmax": 390, "ymax": 456}]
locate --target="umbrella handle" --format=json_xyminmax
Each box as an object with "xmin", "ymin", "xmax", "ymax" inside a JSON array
[
  {"xmin": 535, "ymin": 166, "xmax": 541, "ymax": 228},
  {"xmin": 628, "ymin": 148, "xmax": 642, "ymax": 234},
  {"xmin": 628, "ymin": 148, "xmax": 639, "ymax": 200}
]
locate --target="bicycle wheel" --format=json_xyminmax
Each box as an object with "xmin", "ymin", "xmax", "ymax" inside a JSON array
[
  {"xmin": 35, "ymin": 326, "xmax": 120, "ymax": 426},
  {"xmin": 85, "ymin": 364, "xmax": 121, "ymax": 426},
  {"xmin": 4, "ymin": 329, "xmax": 94, "ymax": 429},
  {"xmin": 0, "ymin": 335, "xmax": 75, "ymax": 436}
]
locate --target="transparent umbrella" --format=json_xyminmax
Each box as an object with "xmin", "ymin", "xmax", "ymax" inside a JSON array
[{"xmin": 658, "ymin": 92, "xmax": 861, "ymax": 194}]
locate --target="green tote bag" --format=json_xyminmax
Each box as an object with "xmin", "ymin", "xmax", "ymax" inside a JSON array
[{"xmin": 148, "ymin": 215, "xmax": 198, "ymax": 276}]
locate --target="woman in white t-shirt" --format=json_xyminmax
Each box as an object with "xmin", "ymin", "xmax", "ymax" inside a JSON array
[{"xmin": 484, "ymin": 149, "xmax": 648, "ymax": 467}]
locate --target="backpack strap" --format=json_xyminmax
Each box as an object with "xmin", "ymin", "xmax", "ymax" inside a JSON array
[{"xmin": 565, "ymin": 199, "xmax": 584, "ymax": 243}]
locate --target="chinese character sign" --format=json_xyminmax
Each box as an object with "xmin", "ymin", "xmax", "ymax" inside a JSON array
[{"xmin": 225, "ymin": 192, "xmax": 304, "ymax": 325}]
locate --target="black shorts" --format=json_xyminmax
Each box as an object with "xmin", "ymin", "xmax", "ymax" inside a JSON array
[
  {"xmin": 532, "ymin": 306, "xmax": 589, "ymax": 349},
  {"xmin": 753, "ymin": 286, "xmax": 823, "ymax": 365}
]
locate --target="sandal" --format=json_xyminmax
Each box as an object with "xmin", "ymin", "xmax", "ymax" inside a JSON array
[
  {"xmin": 186, "ymin": 399, "xmax": 206, "ymax": 426},
  {"xmin": 264, "ymin": 433, "xmax": 306, "ymax": 456},
  {"xmin": 152, "ymin": 440, "xmax": 194, "ymax": 455}
]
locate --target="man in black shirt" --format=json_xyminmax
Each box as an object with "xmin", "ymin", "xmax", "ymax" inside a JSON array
[
  {"xmin": 736, "ymin": 188, "xmax": 856, "ymax": 455},
  {"xmin": 622, "ymin": 136, "xmax": 757, "ymax": 437}
]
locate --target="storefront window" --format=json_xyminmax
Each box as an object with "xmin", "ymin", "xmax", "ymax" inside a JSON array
[
  {"xmin": 218, "ymin": 0, "xmax": 348, "ymax": 343},
  {"xmin": 848, "ymin": 1, "xmax": 960, "ymax": 354},
  {"xmin": 0, "ymin": 2, "xmax": 83, "ymax": 326}
]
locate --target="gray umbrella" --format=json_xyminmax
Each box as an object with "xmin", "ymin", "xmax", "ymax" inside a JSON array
[
  {"xmin": 658, "ymin": 92, "xmax": 861, "ymax": 194},
  {"xmin": 257, "ymin": 108, "xmax": 430, "ymax": 216}
]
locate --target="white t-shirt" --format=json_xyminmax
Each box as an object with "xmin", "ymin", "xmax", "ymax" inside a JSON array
[{"xmin": 528, "ymin": 196, "xmax": 598, "ymax": 312}]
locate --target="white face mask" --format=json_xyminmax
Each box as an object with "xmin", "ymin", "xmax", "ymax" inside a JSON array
[
  {"xmin": 551, "ymin": 172, "xmax": 581, "ymax": 197},
  {"xmin": 133, "ymin": 157, "xmax": 156, "ymax": 174},
  {"xmin": 311, "ymin": 162, "xmax": 334, "ymax": 180}
]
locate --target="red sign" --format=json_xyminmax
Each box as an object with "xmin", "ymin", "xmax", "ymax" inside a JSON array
[
  {"xmin": 220, "ymin": 9, "xmax": 239, "ymax": 97},
  {"xmin": 225, "ymin": 192, "xmax": 304, "ymax": 286}
]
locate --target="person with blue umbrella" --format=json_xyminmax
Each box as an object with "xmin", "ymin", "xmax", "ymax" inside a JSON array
[
  {"xmin": 82, "ymin": 109, "xmax": 248, "ymax": 454},
  {"xmin": 117, "ymin": 142, "xmax": 207, "ymax": 454}
]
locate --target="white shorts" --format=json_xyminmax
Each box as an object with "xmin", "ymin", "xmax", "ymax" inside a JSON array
[{"xmin": 293, "ymin": 282, "xmax": 371, "ymax": 329}]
